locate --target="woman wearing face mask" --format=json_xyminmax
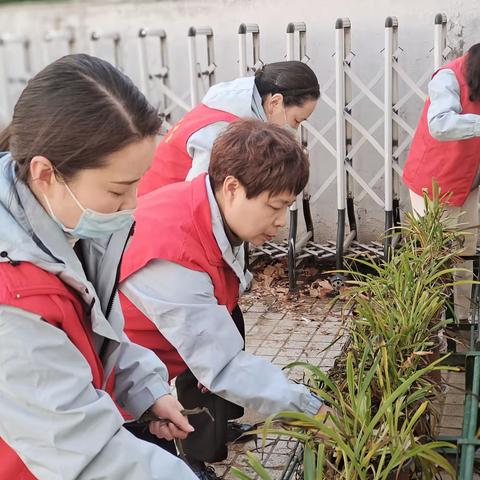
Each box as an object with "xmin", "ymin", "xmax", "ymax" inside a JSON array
[
  {"xmin": 0, "ymin": 54, "xmax": 197, "ymax": 480},
  {"xmin": 137, "ymin": 60, "xmax": 320, "ymax": 196}
]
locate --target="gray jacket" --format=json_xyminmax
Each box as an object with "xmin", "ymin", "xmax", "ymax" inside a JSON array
[
  {"xmin": 185, "ymin": 76, "xmax": 267, "ymax": 180},
  {"xmin": 0, "ymin": 155, "xmax": 197, "ymax": 479},
  {"xmin": 120, "ymin": 176, "xmax": 322, "ymax": 417}
]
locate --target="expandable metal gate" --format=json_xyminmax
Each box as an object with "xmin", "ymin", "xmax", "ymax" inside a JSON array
[
  {"xmin": 0, "ymin": 18, "xmax": 448, "ymax": 292},
  {"xmin": 243, "ymin": 15, "xmax": 450, "ymax": 291}
]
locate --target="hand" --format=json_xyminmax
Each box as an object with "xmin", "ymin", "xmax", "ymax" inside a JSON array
[
  {"xmin": 314, "ymin": 404, "xmax": 336, "ymax": 439},
  {"xmin": 316, "ymin": 403, "xmax": 334, "ymax": 419},
  {"xmin": 148, "ymin": 395, "xmax": 195, "ymax": 441}
]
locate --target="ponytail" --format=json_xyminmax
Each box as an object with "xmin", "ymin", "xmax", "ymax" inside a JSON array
[{"xmin": 254, "ymin": 60, "xmax": 320, "ymax": 107}]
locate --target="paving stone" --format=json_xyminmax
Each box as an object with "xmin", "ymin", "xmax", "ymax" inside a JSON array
[
  {"xmin": 256, "ymin": 346, "xmax": 281, "ymax": 356},
  {"xmin": 249, "ymin": 325, "xmax": 276, "ymax": 336},
  {"xmin": 261, "ymin": 339, "xmax": 287, "ymax": 348},
  {"xmin": 308, "ymin": 335, "xmax": 338, "ymax": 344},
  {"xmin": 272, "ymin": 356, "xmax": 299, "ymax": 366},
  {"xmin": 243, "ymin": 311, "xmax": 262, "ymax": 322},
  {"xmin": 440, "ymin": 414, "xmax": 464, "ymax": 429},
  {"xmin": 267, "ymin": 333, "xmax": 292, "ymax": 342},
  {"xmin": 437, "ymin": 427, "xmax": 462, "ymax": 436},
  {"xmin": 262, "ymin": 312, "xmax": 286, "ymax": 320},
  {"xmin": 246, "ymin": 338, "xmax": 263, "ymax": 347},
  {"xmin": 249, "ymin": 304, "xmax": 269, "ymax": 313}
]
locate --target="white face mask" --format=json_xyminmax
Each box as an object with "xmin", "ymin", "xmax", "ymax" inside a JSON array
[
  {"xmin": 283, "ymin": 107, "xmax": 298, "ymax": 136},
  {"xmin": 44, "ymin": 182, "xmax": 134, "ymax": 240}
]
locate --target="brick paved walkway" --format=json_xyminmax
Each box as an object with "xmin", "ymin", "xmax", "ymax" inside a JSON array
[{"xmin": 214, "ymin": 290, "xmax": 346, "ymax": 480}]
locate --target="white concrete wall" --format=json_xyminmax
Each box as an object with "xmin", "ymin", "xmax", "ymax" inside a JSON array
[{"xmin": 0, "ymin": 0, "xmax": 477, "ymax": 242}]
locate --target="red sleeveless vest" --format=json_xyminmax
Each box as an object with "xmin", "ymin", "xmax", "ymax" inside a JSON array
[
  {"xmin": 121, "ymin": 174, "xmax": 239, "ymax": 380},
  {"xmin": 137, "ymin": 103, "xmax": 238, "ymax": 196},
  {"xmin": 403, "ymin": 54, "xmax": 480, "ymax": 206},
  {"xmin": 0, "ymin": 261, "xmax": 115, "ymax": 480}
]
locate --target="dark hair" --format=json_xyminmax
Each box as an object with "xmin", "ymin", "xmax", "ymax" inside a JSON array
[
  {"xmin": 466, "ymin": 43, "xmax": 480, "ymax": 102},
  {"xmin": 209, "ymin": 119, "xmax": 309, "ymax": 198},
  {"xmin": 254, "ymin": 60, "xmax": 320, "ymax": 107},
  {"xmin": 0, "ymin": 53, "xmax": 161, "ymax": 182}
]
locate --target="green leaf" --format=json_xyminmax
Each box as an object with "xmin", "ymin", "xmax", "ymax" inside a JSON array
[
  {"xmin": 316, "ymin": 443, "xmax": 325, "ymax": 480},
  {"xmin": 304, "ymin": 442, "xmax": 316, "ymax": 480},
  {"xmin": 245, "ymin": 452, "xmax": 273, "ymax": 480}
]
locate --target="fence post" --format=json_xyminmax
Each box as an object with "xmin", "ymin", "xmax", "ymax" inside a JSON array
[
  {"xmin": 0, "ymin": 33, "xmax": 32, "ymax": 123},
  {"xmin": 334, "ymin": 17, "xmax": 351, "ymax": 272},
  {"xmin": 43, "ymin": 28, "xmax": 75, "ymax": 65},
  {"xmin": 90, "ymin": 31, "xmax": 123, "ymax": 70},
  {"xmin": 285, "ymin": 21, "xmax": 311, "ymax": 290},
  {"xmin": 433, "ymin": 13, "xmax": 448, "ymax": 71},
  {"xmin": 238, "ymin": 23, "xmax": 262, "ymax": 77},
  {"xmin": 138, "ymin": 28, "xmax": 170, "ymax": 119},
  {"xmin": 384, "ymin": 16, "xmax": 398, "ymax": 259},
  {"xmin": 187, "ymin": 26, "xmax": 216, "ymax": 107}
]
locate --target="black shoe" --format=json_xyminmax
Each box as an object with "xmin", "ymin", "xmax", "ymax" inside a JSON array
[
  {"xmin": 226, "ymin": 421, "xmax": 257, "ymax": 444},
  {"xmin": 188, "ymin": 460, "xmax": 219, "ymax": 480}
]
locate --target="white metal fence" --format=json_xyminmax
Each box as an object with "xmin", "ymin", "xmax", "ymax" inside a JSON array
[{"xmin": 0, "ymin": 13, "xmax": 455, "ymax": 285}]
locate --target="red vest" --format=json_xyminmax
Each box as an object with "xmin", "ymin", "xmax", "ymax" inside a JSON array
[
  {"xmin": 0, "ymin": 261, "xmax": 115, "ymax": 480},
  {"xmin": 121, "ymin": 174, "xmax": 239, "ymax": 380},
  {"xmin": 137, "ymin": 103, "xmax": 239, "ymax": 196},
  {"xmin": 403, "ymin": 55, "xmax": 480, "ymax": 206}
]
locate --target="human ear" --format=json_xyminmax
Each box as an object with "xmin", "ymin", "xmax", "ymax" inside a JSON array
[
  {"xmin": 270, "ymin": 93, "xmax": 284, "ymax": 111},
  {"xmin": 29, "ymin": 156, "xmax": 57, "ymax": 192},
  {"xmin": 222, "ymin": 175, "xmax": 240, "ymax": 203}
]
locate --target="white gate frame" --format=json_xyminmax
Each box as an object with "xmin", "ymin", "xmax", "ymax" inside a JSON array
[
  {"xmin": 384, "ymin": 16, "xmax": 398, "ymax": 256},
  {"xmin": 137, "ymin": 27, "xmax": 185, "ymax": 128},
  {"xmin": 434, "ymin": 13, "xmax": 449, "ymax": 72},
  {"xmin": 187, "ymin": 26, "xmax": 216, "ymax": 107},
  {"xmin": 42, "ymin": 28, "xmax": 75, "ymax": 66},
  {"xmin": 0, "ymin": 33, "xmax": 32, "ymax": 124},
  {"xmin": 89, "ymin": 31, "xmax": 123, "ymax": 70},
  {"xmin": 238, "ymin": 23, "xmax": 263, "ymax": 76},
  {"xmin": 327, "ymin": 14, "xmax": 449, "ymax": 266},
  {"xmin": 285, "ymin": 21, "xmax": 313, "ymax": 288},
  {"xmin": 383, "ymin": 13, "xmax": 448, "ymax": 254},
  {"xmin": 334, "ymin": 17, "xmax": 357, "ymax": 269}
]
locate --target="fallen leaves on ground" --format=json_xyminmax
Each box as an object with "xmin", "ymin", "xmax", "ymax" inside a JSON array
[
  {"xmin": 308, "ymin": 279, "xmax": 334, "ymax": 298},
  {"xmin": 244, "ymin": 260, "xmax": 348, "ymax": 319}
]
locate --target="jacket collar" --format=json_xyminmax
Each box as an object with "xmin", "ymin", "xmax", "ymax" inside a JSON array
[{"xmin": 0, "ymin": 155, "xmax": 130, "ymax": 343}]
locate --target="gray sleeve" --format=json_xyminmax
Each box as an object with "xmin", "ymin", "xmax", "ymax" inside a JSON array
[
  {"xmin": 0, "ymin": 305, "xmax": 197, "ymax": 480},
  {"xmin": 427, "ymin": 68, "xmax": 480, "ymax": 141},
  {"xmin": 114, "ymin": 330, "xmax": 171, "ymax": 418},
  {"xmin": 119, "ymin": 260, "xmax": 322, "ymax": 417},
  {"xmin": 185, "ymin": 121, "xmax": 230, "ymax": 181}
]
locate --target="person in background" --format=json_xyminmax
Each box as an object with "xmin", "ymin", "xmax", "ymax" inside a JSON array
[
  {"xmin": 137, "ymin": 60, "xmax": 320, "ymax": 195},
  {"xmin": 403, "ymin": 43, "xmax": 480, "ymax": 322},
  {"xmin": 0, "ymin": 54, "xmax": 197, "ymax": 480}
]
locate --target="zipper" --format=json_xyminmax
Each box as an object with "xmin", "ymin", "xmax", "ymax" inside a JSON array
[
  {"xmin": 99, "ymin": 223, "xmax": 135, "ymax": 363},
  {"xmin": 105, "ymin": 222, "xmax": 135, "ymax": 320}
]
